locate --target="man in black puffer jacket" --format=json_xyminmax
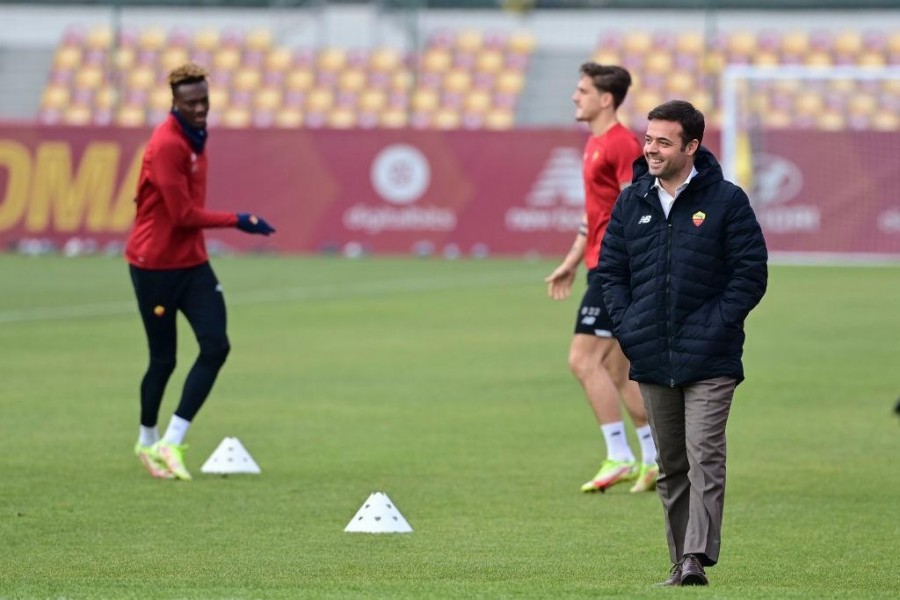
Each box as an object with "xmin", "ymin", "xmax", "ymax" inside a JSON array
[{"xmin": 598, "ymin": 100, "xmax": 767, "ymax": 587}]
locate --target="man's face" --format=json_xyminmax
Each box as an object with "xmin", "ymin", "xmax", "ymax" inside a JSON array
[
  {"xmin": 173, "ymin": 80, "xmax": 209, "ymax": 129},
  {"xmin": 572, "ymin": 75, "xmax": 608, "ymax": 122},
  {"xmin": 644, "ymin": 119, "xmax": 697, "ymax": 181}
]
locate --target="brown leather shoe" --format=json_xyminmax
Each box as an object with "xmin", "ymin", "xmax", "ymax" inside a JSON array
[
  {"xmin": 680, "ymin": 555, "xmax": 708, "ymax": 586},
  {"xmin": 657, "ymin": 563, "xmax": 682, "ymax": 586}
]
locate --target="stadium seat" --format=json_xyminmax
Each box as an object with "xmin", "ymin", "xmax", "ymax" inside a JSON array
[
  {"xmin": 274, "ymin": 107, "xmax": 303, "ymax": 128},
  {"xmin": 116, "ymin": 104, "xmax": 146, "ymax": 127},
  {"xmin": 221, "ymin": 106, "xmax": 251, "ymax": 128},
  {"xmin": 380, "ymin": 107, "xmax": 408, "ymax": 128}
]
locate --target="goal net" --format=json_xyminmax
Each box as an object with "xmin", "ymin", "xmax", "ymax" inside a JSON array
[{"xmin": 720, "ymin": 65, "xmax": 900, "ymax": 263}]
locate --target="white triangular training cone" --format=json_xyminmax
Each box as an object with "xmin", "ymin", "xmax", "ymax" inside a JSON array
[
  {"xmin": 344, "ymin": 492, "xmax": 413, "ymax": 533},
  {"xmin": 200, "ymin": 437, "xmax": 261, "ymax": 474}
]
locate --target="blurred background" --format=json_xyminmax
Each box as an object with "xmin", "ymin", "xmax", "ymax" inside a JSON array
[{"xmin": 1, "ymin": 0, "xmax": 898, "ymax": 262}]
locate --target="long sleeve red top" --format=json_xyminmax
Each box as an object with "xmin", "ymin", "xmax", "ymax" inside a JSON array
[{"xmin": 125, "ymin": 114, "xmax": 237, "ymax": 270}]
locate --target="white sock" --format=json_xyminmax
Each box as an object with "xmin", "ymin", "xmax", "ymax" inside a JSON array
[
  {"xmin": 161, "ymin": 415, "xmax": 191, "ymax": 446},
  {"xmin": 636, "ymin": 424, "xmax": 657, "ymax": 466},
  {"xmin": 138, "ymin": 425, "xmax": 159, "ymax": 447},
  {"xmin": 601, "ymin": 421, "xmax": 635, "ymax": 463}
]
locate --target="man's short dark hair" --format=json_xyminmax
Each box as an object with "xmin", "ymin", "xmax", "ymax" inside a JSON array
[
  {"xmin": 647, "ymin": 100, "xmax": 705, "ymax": 149},
  {"xmin": 579, "ymin": 62, "xmax": 632, "ymax": 109}
]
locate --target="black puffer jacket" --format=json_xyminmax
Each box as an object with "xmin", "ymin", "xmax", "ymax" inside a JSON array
[{"xmin": 598, "ymin": 146, "xmax": 767, "ymax": 387}]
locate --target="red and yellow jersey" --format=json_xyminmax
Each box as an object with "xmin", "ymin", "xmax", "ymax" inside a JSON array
[
  {"xmin": 582, "ymin": 122, "xmax": 642, "ymax": 270},
  {"xmin": 125, "ymin": 114, "xmax": 237, "ymax": 270}
]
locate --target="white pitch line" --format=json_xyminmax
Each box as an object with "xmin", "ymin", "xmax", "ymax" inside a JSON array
[{"xmin": 0, "ymin": 268, "xmax": 541, "ymax": 325}]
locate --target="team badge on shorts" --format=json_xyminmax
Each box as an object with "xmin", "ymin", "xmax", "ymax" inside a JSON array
[{"xmin": 692, "ymin": 211, "xmax": 706, "ymax": 227}]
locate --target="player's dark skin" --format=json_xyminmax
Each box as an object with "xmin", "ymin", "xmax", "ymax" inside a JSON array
[{"xmin": 173, "ymin": 80, "xmax": 209, "ymax": 129}]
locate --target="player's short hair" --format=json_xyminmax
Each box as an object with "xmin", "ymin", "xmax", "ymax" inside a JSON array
[
  {"xmin": 647, "ymin": 100, "xmax": 705, "ymax": 148},
  {"xmin": 168, "ymin": 63, "xmax": 209, "ymax": 95},
  {"xmin": 579, "ymin": 62, "xmax": 632, "ymax": 109}
]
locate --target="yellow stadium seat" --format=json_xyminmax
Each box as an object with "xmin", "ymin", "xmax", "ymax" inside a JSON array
[
  {"xmin": 752, "ymin": 50, "xmax": 780, "ymax": 67},
  {"xmin": 74, "ymin": 65, "xmax": 105, "ymax": 90},
  {"xmin": 318, "ymin": 48, "xmax": 347, "ymax": 72},
  {"xmin": 888, "ymin": 32, "xmax": 900, "ymax": 55},
  {"xmin": 116, "ymin": 105, "xmax": 146, "ymax": 127},
  {"xmin": 53, "ymin": 46, "xmax": 82, "ymax": 71},
  {"xmin": 728, "ymin": 31, "xmax": 757, "ymax": 56},
  {"xmin": 245, "ymin": 29, "xmax": 272, "ymax": 52},
  {"xmin": 495, "ymin": 71, "xmax": 524, "ymax": 95},
  {"xmin": 422, "ymin": 48, "xmax": 453, "ymax": 73},
  {"xmin": 63, "ymin": 104, "xmax": 93, "ymax": 126},
  {"xmin": 358, "ymin": 89, "xmax": 388, "ymax": 113},
  {"xmin": 644, "ymin": 51, "xmax": 673, "ymax": 75},
  {"xmin": 112, "ymin": 47, "xmax": 136, "ymax": 70},
  {"xmin": 432, "ymin": 108, "xmax": 461, "ymax": 129},
  {"xmin": 804, "ymin": 50, "xmax": 832, "ymax": 68},
  {"xmin": 702, "ymin": 52, "xmax": 726, "ymax": 75},
  {"xmin": 41, "ymin": 84, "xmax": 70, "ymax": 110},
  {"xmin": 94, "ymin": 86, "xmax": 116, "ymax": 110},
  {"xmin": 86, "ymin": 27, "xmax": 112, "ymax": 51},
  {"xmin": 149, "ymin": 88, "xmax": 172, "ymax": 111},
  {"xmin": 214, "ymin": 47, "xmax": 242, "ymax": 72},
  {"xmin": 794, "ymin": 91, "xmax": 824, "ymax": 116},
  {"xmin": 686, "ymin": 90, "xmax": 713, "ymax": 114},
  {"xmin": 464, "ymin": 89, "xmax": 491, "ymax": 114},
  {"xmin": 338, "ymin": 68, "xmax": 368, "ymax": 93},
  {"xmin": 762, "ymin": 109, "xmax": 792, "ymax": 129},
  {"xmin": 285, "ymin": 69, "xmax": 315, "ymax": 92},
  {"xmin": 444, "ymin": 69, "xmax": 472, "ymax": 94},
  {"xmin": 780, "ymin": 30, "xmax": 809, "ymax": 55},
  {"xmin": 858, "ymin": 51, "xmax": 886, "ymax": 67},
  {"xmin": 476, "ymin": 49, "xmax": 504, "ymax": 73},
  {"xmin": 139, "ymin": 28, "xmax": 167, "ymax": 52},
  {"xmin": 209, "ymin": 88, "xmax": 229, "ymax": 109},
  {"xmin": 508, "ymin": 31, "xmax": 535, "ymax": 55},
  {"xmin": 254, "ymin": 87, "xmax": 282, "ymax": 111},
  {"xmin": 456, "ymin": 29, "xmax": 483, "ymax": 53},
  {"xmin": 380, "ymin": 107, "xmax": 408, "ymax": 128},
  {"xmin": 232, "ymin": 68, "xmax": 262, "ymax": 91},
  {"xmin": 484, "ymin": 108, "xmax": 514, "ymax": 130},
  {"xmin": 634, "ymin": 91, "xmax": 663, "ymax": 116},
  {"xmin": 221, "ymin": 106, "xmax": 251, "ymax": 128},
  {"xmin": 266, "ymin": 47, "xmax": 292, "ymax": 71},
  {"xmin": 160, "ymin": 47, "xmax": 190, "ymax": 72},
  {"xmin": 834, "ymin": 30, "xmax": 863, "ymax": 56},
  {"xmin": 307, "ymin": 88, "xmax": 334, "ymax": 112},
  {"xmin": 193, "ymin": 29, "xmax": 220, "ymax": 52},
  {"xmin": 327, "ymin": 107, "xmax": 357, "ymax": 129},
  {"xmin": 816, "ymin": 110, "xmax": 845, "ymax": 131},
  {"xmin": 412, "ymin": 89, "xmax": 440, "ymax": 112},
  {"xmin": 370, "ymin": 47, "xmax": 402, "ymax": 72},
  {"xmin": 665, "ymin": 72, "xmax": 695, "ymax": 96},
  {"xmin": 871, "ymin": 109, "xmax": 899, "ymax": 131},
  {"xmin": 623, "ymin": 31, "xmax": 652, "ymax": 55},
  {"xmin": 274, "ymin": 107, "xmax": 303, "ymax": 128},
  {"xmin": 391, "ymin": 71, "xmax": 414, "ymax": 91},
  {"xmin": 847, "ymin": 93, "xmax": 877, "ymax": 117},
  {"xmin": 676, "ymin": 32, "xmax": 704, "ymax": 55},
  {"xmin": 127, "ymin": 65, "xmax": 156, "ymax": 90}
]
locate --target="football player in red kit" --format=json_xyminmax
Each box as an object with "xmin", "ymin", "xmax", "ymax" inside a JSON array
[
  {"xmin": 545, "ymin": 63, "xmax": 658, "ymax": 493},
  {"xmin": 127, "ymin": 63, "xmax": 275, "ymax": 480}
]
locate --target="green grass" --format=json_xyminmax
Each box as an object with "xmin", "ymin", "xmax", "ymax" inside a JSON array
[{"xmin": 0, "ymin": 255, "xmax": 897, "ymax": 599}]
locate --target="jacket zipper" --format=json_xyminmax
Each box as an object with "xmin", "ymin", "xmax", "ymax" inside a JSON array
[{"xmin": 666, "ymin": 219, "xmax": 674, "ymax": 388}]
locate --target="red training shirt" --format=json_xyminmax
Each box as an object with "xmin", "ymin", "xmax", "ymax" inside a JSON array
[
  {"xmin": 125, "ymin": 113, "xmax": 237, "ymax": 270},
  {"xmin": 582, "ymin": 122, "xmax": 642, "ymax": 270}
]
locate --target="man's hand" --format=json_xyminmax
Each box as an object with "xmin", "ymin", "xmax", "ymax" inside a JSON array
[
  {"xmin": 544, "ymin": 264, "xmax": 577, "ymax": 301},
  {"xmin": 236, "ymin": 213, "xmax": 276, "ymax": 235}
]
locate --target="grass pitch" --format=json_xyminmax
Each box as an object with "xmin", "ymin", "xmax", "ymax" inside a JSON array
[{"xmin": 0, "ymin": 255, "xmax": 897, "ymax": 599}]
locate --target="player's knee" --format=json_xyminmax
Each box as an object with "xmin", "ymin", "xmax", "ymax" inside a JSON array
[
  {"xmin": 200, "ymin": 336, "xmax": 230, "ymax": 366},
  {"xmin": 148, "ymin": 355, "xmax": 176, "ymax": 377},
  {"xmin": 568, "ymin": 349, "xmax": 592, "ymax": 381}
]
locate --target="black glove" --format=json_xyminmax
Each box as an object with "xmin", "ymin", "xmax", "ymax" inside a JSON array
[{"xmin": 236, "ymin": 213, "xmax": 275, "ymax": 236}]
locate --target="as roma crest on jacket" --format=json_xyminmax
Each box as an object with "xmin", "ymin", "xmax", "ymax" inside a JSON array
[{"xmin": 692, "ymin": 211, "xmax": 706, "ymax": 227}]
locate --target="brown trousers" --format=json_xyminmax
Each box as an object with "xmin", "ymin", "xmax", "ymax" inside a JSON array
[{"xmin": 639, "ymin": 377, "xmax": 737, "ymax": 567}]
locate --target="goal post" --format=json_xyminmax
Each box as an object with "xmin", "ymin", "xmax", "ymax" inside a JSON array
[{"xmin": 719, "ymin": 65, "xmax": 900, "ymax": 263}]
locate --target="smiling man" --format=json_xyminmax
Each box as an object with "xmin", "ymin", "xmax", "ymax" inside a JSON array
[
  {"xmin": 126, "ymin": 63, "xmax": 276, "ymax": 481},
  {"xmin": 598, "ymin": 100, "xmax": 768, "ymax": 587}
]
